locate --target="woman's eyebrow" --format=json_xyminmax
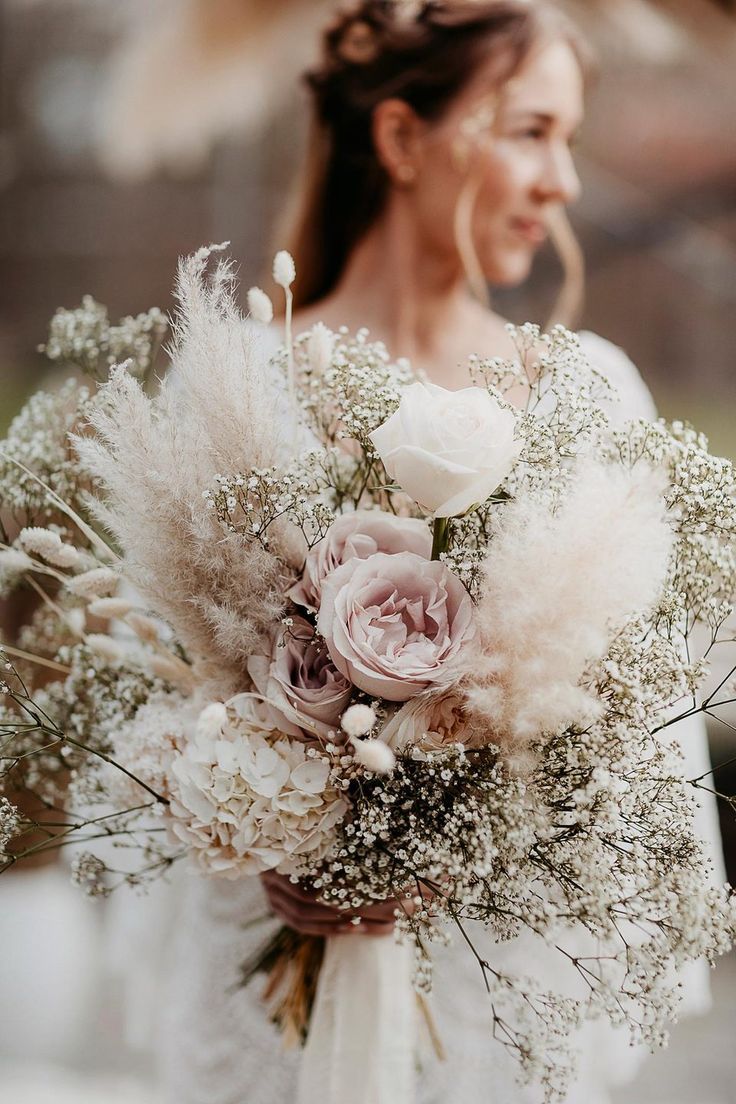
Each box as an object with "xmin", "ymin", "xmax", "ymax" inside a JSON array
[
  {"xmin": 506, "ymin": 110, "xmax": 554, "ymax": 123},
  {"xmin": 503, "ymin": 108, "xmax": 583, "ymax": 133}
]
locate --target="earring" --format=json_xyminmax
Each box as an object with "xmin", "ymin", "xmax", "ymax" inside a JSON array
[{"xmin": 396, "ymin": 164, "xmax": 417, "ymax": 185}]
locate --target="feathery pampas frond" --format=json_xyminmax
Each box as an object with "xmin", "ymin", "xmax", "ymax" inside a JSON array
[
  {"xmin": 74, "ymin": 245, "xmax": 302, "ymax": 696},
  {"xmin": 465, "ymin": 461, "xmax": 674, "ymax": 745}
]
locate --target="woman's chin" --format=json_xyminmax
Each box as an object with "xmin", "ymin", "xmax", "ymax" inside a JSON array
[{"xmin": 481, "ymin": 250, "xmax": 535, "ymax": 289}]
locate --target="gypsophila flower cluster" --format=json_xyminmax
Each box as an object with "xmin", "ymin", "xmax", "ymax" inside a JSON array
[
  {"xmin": 70, "ymin": 851, "xmax": 111, "ymax": 897},
  {"xmin": 291, "ymin": 326, "xmax": 417, "ymax": 511},
  {"xmin": 0, "ymin": 379, "xmax": 93, "ymax": 530},
  {"xmin": 0, "ymin": 796, "xmax": 20, "ymax": 861},
  {"xmin": 206, "ymin": 453, "xmax": 336, "ymax": 551},
  {"xmin": 39, "ymin": 295, "xmax": 167, "ymax": 379}
]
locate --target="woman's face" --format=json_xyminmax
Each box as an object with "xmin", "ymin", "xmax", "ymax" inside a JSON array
[{"xmin": 414, "ymin": 38, "xmax": 585, "ymax": 287}]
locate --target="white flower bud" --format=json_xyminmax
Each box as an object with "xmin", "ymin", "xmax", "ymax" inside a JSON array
[
  {"xmin": 47, "ymin": 543, "xmax": 82, "ymax": 569},
  {"xmin": 84, "ymin": 634, "xmax": 123, "ymax": 663},
  {"xmin": 19, "ymin": 526, "xmax": 62, "ymax": 559},
  {"xmin": 306, "ymin": 322, "xmax": 334, "ymax": 374},
  {"xmin": 65, "ymin": 567, "xmax": 119, "ymax": 598},
  {"xmin": 341, "ymin": 703, "xmax": 377, "ymax": 738},
  {"xmin": 19, "ymin": 527, "xmax": 81, "ymax": 569},
  {"xmin": 125, "ymin": 611, "xmax": 161, "ymax": 644},
  {"xmin": 272, "ymin": 250, "xmax": 296, "ymax": 290},
  {"xmin": 247, "ymin": 286, "xmax": 274, "ymax": 325},
  {"xmin": 149, "ymin": 653, "xmax": 193, "ymax": 686},
  {"xmin": 0, "ymin": 548, "xmax": 33, "ymax": 572},
  {"xmin": 196, "ymin": 702, "xmax": 228, "ymax": 741},
  {"xmin": 65, "ymin": 608, "xmax": 86, "ymax": 637},
  {"xmin": 351, "ymin": 737, "xmax": 396, "ymax": 775},
  {"xmin": 88, "ymin": 597, "xmax": 135, "ymax": 619}
]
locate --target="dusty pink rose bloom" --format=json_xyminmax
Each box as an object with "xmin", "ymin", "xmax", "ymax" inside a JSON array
[
  {"xmin": 247, "ymin": 616, "xmax": 352, "ymax": 741},
  {"xmin": 318, "ymin": 551, "xmax": 476, "ymax": 702},
  {"xmin": 381, "ymin": 688, "xmax": 488, "ymax": 752},
  {"xmin": 289, "ymin": 510, "xmax": 431, "ymax": 612}
]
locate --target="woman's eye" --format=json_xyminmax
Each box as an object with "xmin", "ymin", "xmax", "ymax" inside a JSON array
[{"xmin": 519, "ymin": 128, "xmax": 545, "ymax": 140}]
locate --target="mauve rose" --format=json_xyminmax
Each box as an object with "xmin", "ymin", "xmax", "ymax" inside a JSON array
[
  {"xmin": 247, "ymin": 616, "xmax": 352, "ymax": 740},
  {"xmin": 317, "ymin": 551, "xmax": 476, "ymax": 702},
  {"xmin": 289, "ymin": 509, "xmax": 432, "ymax": 612},
  {"xmin": 369, "ymin": 381, "xmax": 521, "ymax": 518}
]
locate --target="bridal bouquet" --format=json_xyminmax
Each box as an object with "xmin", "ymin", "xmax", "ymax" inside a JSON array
[{"xmin": 1, "ymin": 244, "xmax": 735, "ymax": 1102}]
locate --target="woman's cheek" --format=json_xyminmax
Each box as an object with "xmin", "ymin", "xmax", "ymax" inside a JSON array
[{"xmin": 483, "ymin": 140, "xmax": 539, "ymax": 202}]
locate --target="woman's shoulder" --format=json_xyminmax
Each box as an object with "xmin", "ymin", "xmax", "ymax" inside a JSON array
[{"xmin": 578, "ymin": 329, "xmax": 658, "ymax": 422}]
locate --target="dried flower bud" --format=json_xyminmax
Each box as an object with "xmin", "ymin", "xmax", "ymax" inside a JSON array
[
  {"xmin": 65, "ymin": 608, "xmax": 86, "ymax": 637},
  {"xmin": 0, "ymin": 548, "xmax": 33, "ymax": 572},
  {"xmin": 17, "ymin": 527, "xmax": 79, "ymax": 568},
  {"xmin": 84, "ymin": 634, "xmax": 123, "ymax": 663},
  {"xmin": 306, "ymin": 322, "xmax": 335, "ymax": 374},
  {"xmin": 247, "ymin": 286, "xmax": 274, "ymax": 325},
  {"xmin": 341, "ymin": 703, "xmax": 377, "ymax": 738},
  {"xmin": 88, "ymin": 597, "xmax": 135, "ymax": 619},
  {"xmin": 65, "ymin": 567, "xmax": 119, "ymax": 598},
  {"xmin": 149, "ymin": 653, "xmax": 194, "ymax": 686},
  {"xmin": 19, "ymin": 526, "xmax": 62, "ymax": 557},
  {"xmin": 126, "ymin": 611, "xmax": 161, "ymax": 644},
  {"xmin": 351, "ymin": 736, "xmax": 396, "ymax": 774},
  {"xmin": 49, "ymin": 544, "xmax": 82, "ymax": 569},
  {"xmin": 196, "ymin": 701, "xmax": 228, "ymax": 741},
  {"xmin": 272, "ymin": 250, "xmax": 296, "ymax": 290}
]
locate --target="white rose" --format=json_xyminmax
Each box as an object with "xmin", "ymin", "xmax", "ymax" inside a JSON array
[{"xmin": 369, "ymin": 381, "xmax": 521, "ymax": 518}]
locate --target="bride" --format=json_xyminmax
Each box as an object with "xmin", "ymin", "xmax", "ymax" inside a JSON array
[{"xmin": 158, "ymin": 2, "xmax": 723, "ymax": 1101}]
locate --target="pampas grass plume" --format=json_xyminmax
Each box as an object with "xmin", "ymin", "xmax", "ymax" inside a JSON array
[
  {"xmin": 74, "ymin": 245, "xmax": 303, "ymax": 697},
  {"xmin": 466, "ymin": 461, "xmax": 673, "ymax": 746}
]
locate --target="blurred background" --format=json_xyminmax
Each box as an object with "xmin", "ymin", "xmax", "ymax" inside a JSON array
[{"xmin": 1, "ymin": 1, "xmax": 735, "ymax": 1102}]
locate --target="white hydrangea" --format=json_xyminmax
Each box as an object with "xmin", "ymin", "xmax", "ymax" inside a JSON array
[{"xmin": 167, "ymin": 704, "xmax": 348, "ymax": 878}]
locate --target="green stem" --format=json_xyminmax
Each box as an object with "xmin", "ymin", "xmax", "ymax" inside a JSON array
[{"xmin": 431, "ymin": 516, "xmax": 450, "ymax": 561}]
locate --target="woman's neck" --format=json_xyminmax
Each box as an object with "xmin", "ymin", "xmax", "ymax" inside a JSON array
[
  {"xmin": 291, "ymin": 206, "xmax": 520, "ymax": 388},
  {"xmin": 328, "ymin": 213, "xmax": 468, "ymax": 357}
]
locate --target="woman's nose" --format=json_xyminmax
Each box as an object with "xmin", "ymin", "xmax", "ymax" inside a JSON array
[{"xmin": 535, "ymin": 143, "xmax": 581, "ymax": 206}]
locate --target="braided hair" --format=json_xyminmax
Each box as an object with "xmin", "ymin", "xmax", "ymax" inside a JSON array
[{"xmin": 281, "ymin": 1, "xmax": 588, "ymax": 310}]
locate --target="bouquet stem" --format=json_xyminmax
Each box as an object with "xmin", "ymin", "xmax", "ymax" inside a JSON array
[
  {"xmin": 431, "ymin": 516, "xmax": 450, "ymax": 560},
  {"xmin": 241, "ymin": 925, "xmax": 325, "ymax": 1048}
]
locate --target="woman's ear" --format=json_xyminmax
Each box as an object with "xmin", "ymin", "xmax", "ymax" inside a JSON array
[{"xmin": 371, "ymin": 98, "xmax": 424, "ymax": 186}]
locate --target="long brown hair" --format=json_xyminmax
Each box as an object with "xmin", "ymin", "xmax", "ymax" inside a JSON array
[{"xmin": 278, "ymin": 0, "xmax": 591, "ymax": 318}]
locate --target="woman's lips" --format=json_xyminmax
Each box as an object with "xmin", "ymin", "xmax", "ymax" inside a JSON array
[{"xmin": 509, "ymin": 217, "xmax": 548, "ymax": 245}]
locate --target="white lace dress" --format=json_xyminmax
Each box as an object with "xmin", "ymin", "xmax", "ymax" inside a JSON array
[{"xmin": 156, "ymin": 331, "xmax": 723, "ymax": 1104}]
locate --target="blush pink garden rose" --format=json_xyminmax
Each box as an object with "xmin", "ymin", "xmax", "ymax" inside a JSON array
[
  {"xmin": 369, "ymin": 381, "xmax": 521, "ymax": 518},
  {"xmin": 380, "ymin": 688, "xmax": 488, "ymax": 753},
  {"xmin": 246, "ymin": 616, "xmax": 353, "ymax": 741},
  {"xmin": 317, "ymin": 551, "xmax": 476, "ymax": 702},
  {"xmin": 289, "ymin": 509, "xmax": 432, "ymax": 612}
]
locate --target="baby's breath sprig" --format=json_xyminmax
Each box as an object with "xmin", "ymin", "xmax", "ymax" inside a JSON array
[
  {"xmin": 39, "ymin": 295, "xmax": 167, "ymax": 381},
  {"xmin": 205, "ymin": 452, "xmax": 336, "ymax": 552}
]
